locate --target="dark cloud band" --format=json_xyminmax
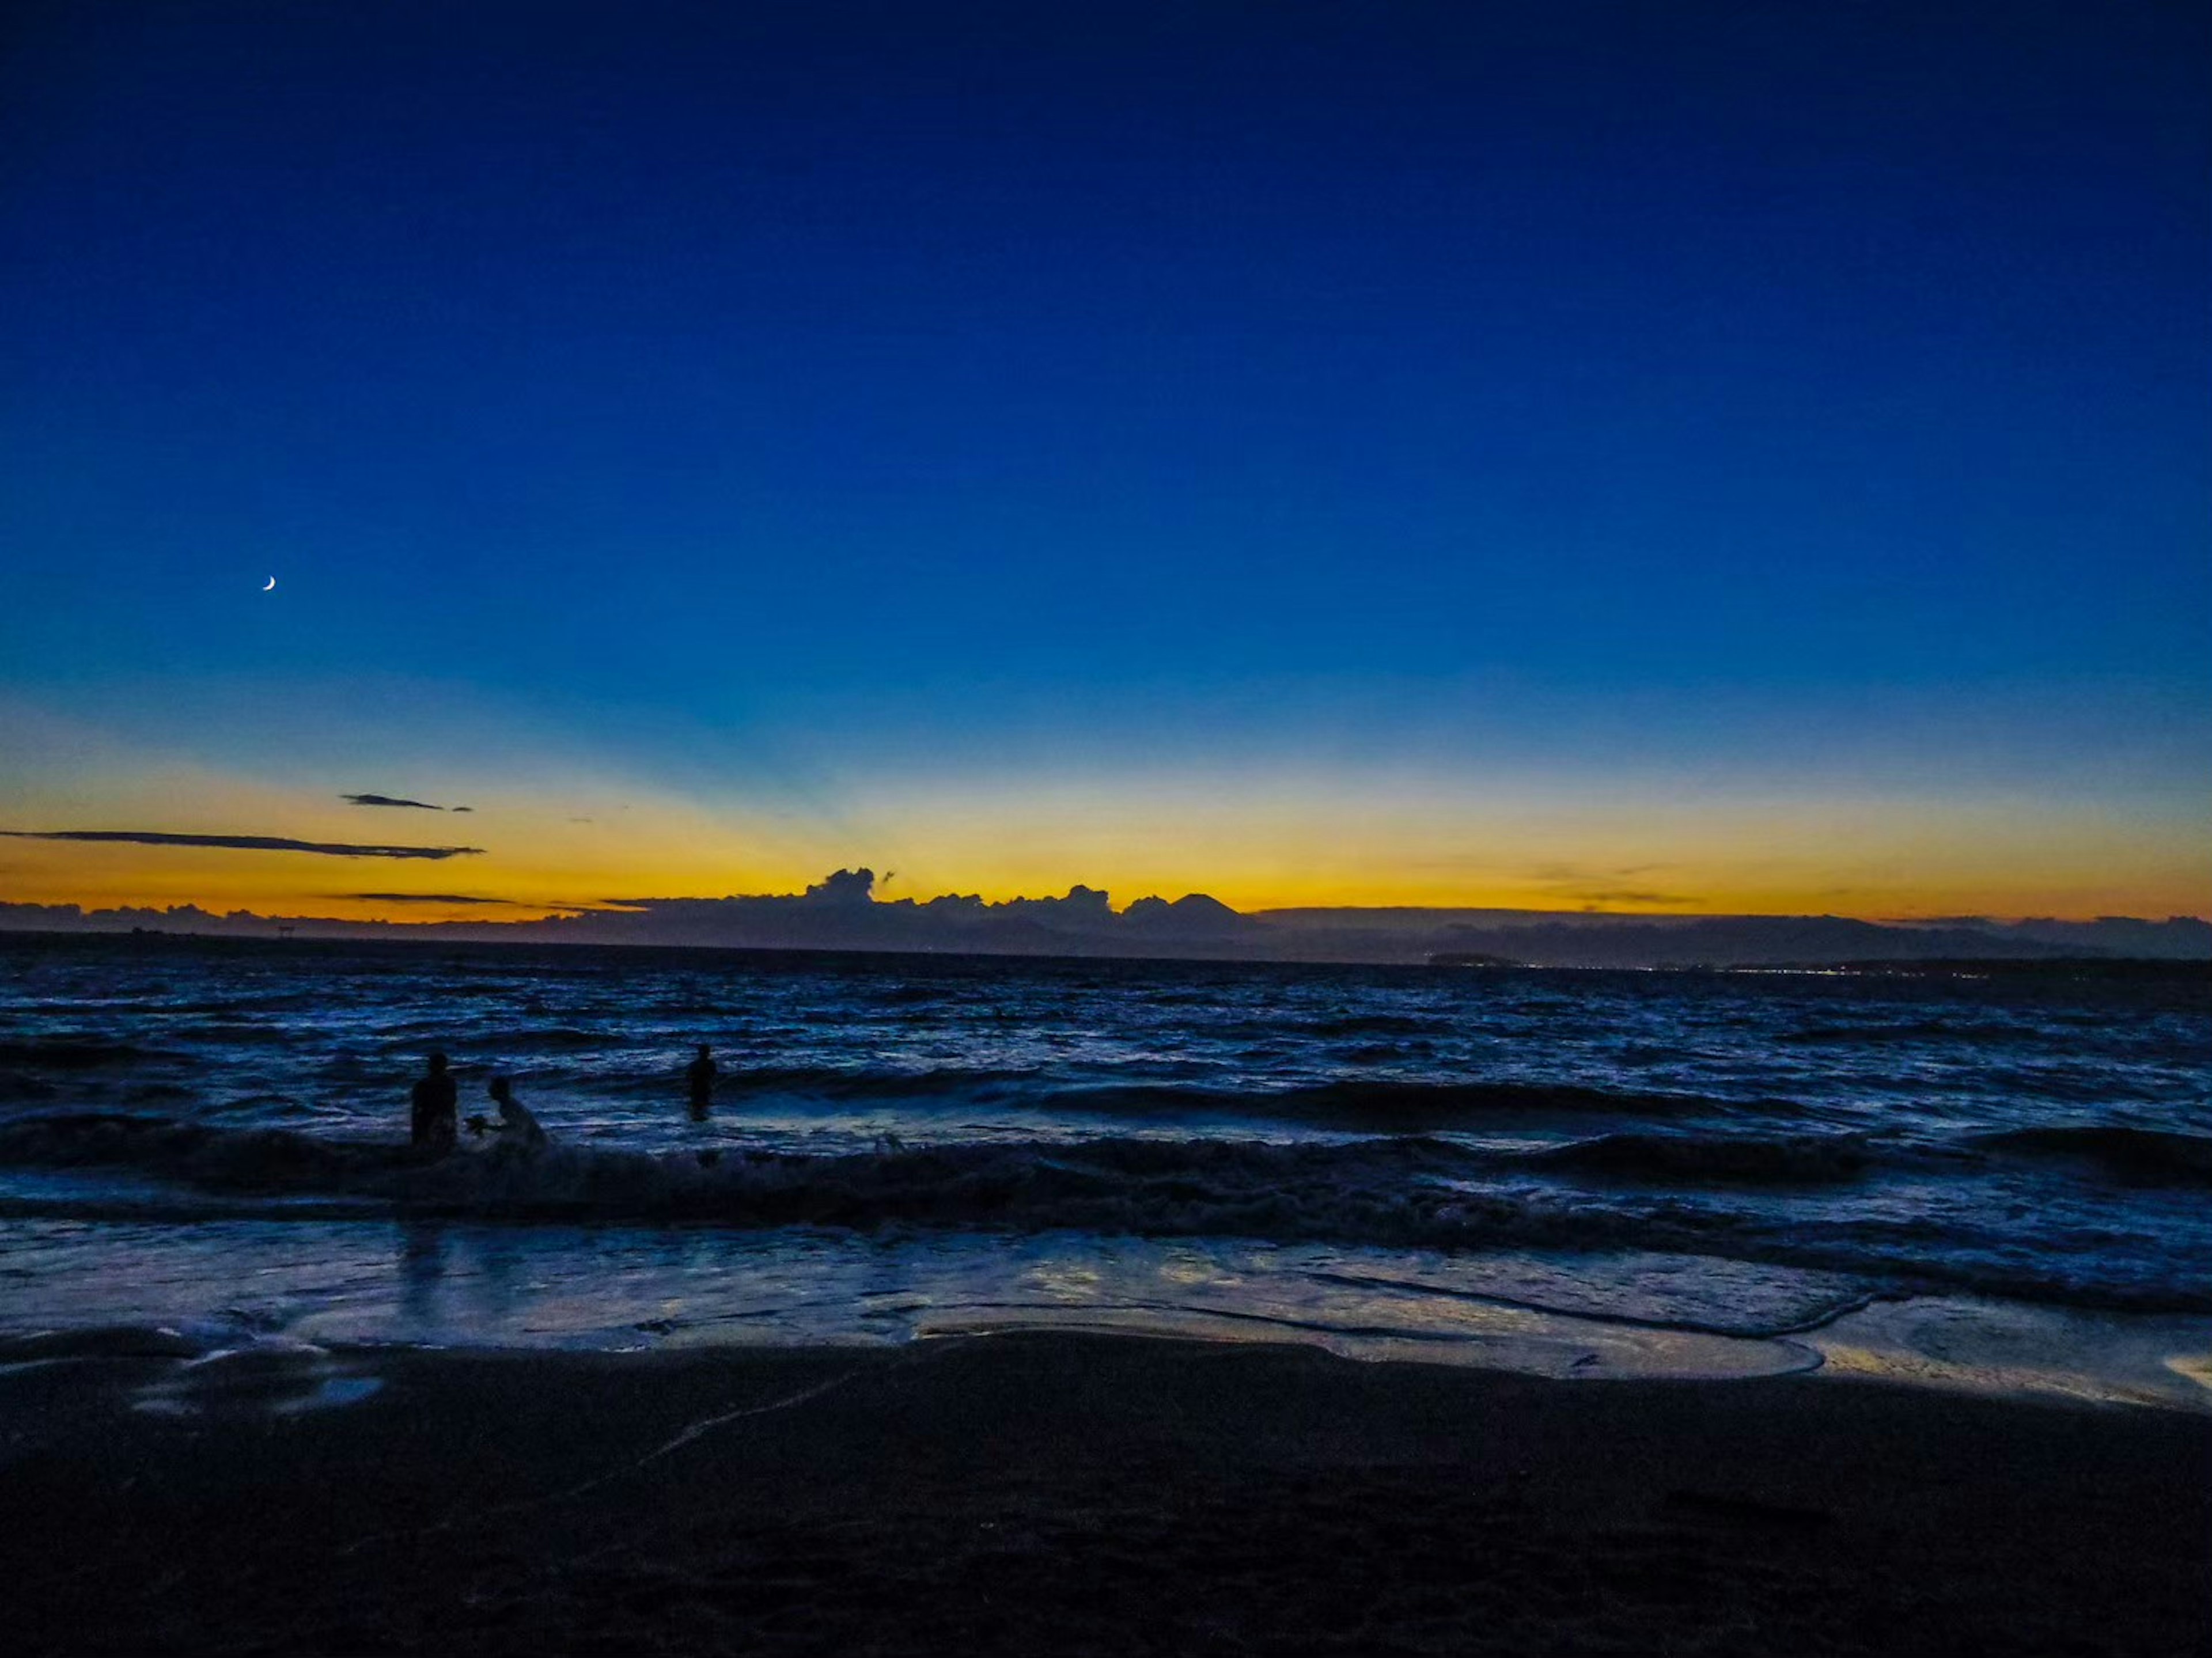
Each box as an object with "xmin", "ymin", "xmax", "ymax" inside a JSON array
[
  {"xmin": 342, "ymin": 794, "xmax": 450, "ymax": 811},
  {"xmin": 346, "ymin": 892, "xmax": 516, "ymax": 904},
  {"xmin": 3, "ymin": 830, "xmax": 483, "ymax": 860}
]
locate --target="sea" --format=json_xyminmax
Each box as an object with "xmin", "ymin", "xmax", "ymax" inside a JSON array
[{"xmin": 3, "ymin": 934, "xmax": 2208, "ymax": 1407}]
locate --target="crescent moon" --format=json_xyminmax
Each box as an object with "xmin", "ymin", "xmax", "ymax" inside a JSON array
[{"xmin": 262, "ymin": 576, "xmax": 276, "ymax": 591}]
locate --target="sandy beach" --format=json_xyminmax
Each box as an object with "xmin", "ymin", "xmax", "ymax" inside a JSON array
[{"xmin": 5, "ymin": 1331, "xmax": 2206, "ymax": 1656}]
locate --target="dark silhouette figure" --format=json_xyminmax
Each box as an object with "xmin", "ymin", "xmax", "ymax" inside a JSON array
[
  {"xmin": 410, "ymin": 1052, "xmax": 457, "ymax": 1154},
  {"xmin": 686, "ymin": 1044, "xmax": 717, "ymax": 1117},
  {"xmin": 469, "ymin": 1075, "xmax": 548, "ymax": 1152}
]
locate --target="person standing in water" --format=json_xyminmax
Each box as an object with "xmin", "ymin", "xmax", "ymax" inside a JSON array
[
  {"xmin": 410, "ymin": 1052, "xmax": 458, "ymax": 1154},
  {"xmin": 686, "ymin": 1044, "xmax": 717, "ymax": 1117},
  {"xmin": 469, "ymin": 1075, "xmax": 548, "ymax": 1152}
]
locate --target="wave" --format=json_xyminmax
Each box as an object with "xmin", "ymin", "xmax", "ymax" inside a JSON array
[
  {"xmin": 1973, "ymin": 1126, "xmax": 2212, "ymax": 1187},
  {"xmin": 643, "ymin": 1068, "xmax": 1780, "ymax": 1129},
  {"xmin": 478, "ymin": 1026, "xmax": 611, "ymax": 1052},
  {"xmin": 1781, "ymin": 1020, "xmax": 2029, "ymax": 1046},
  {"xmin": 872, "ymin": 982, "xmax": 959, "ymax": 1004},
  {"xmin": 1, "ymin": 1113, "xmax": 2204, "ymax": 1314},
  {"xmin": 166, "ymin": 1025, "xmax": 297, "ymax": 1046},
  {"xmin": 1778, "ymin": 1019, "xmax": 2209, "ymax": 1063},
  {"xmin": 1332, "ymin": 1044, "xmax": 1434, "ymax": 1065},
  {"xmin": 1532, "ymin": 1132, "xmax": 1871, "ymax": 1185},
  {"xmin": 164, "ymin": 995, "xmax": 329, "ymax": 1015},
  {"xmin": 720, "ymin": 1064, "xmax": 1050, "ymax": 1101},
  {"xmin": 0, "ymin": 1039, "xmax": 152, "ymax": 1068},
  {"xmin": 1044, "ymin": 1077, "xmax": 1785, "ymax": 1130},
  {"xmin": 0, "ymin": 1113, "xmax": 1480, "ymax": 1228},
  {"xmin": 1298, "ymin": 1014, "xmax": 1446, "ymax": 1038}
]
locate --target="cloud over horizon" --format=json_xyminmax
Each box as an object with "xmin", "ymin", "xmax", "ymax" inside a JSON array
[
  {"xmin": 4, "ymin": 878, "xmax": 2206, "ymax": 962},
  {"xmin": 343, "ymin": 891, "xmax": 516, "ymax": 904},
  {"xmin": 342, "ymin": 793, "xmax": 463, "ymax": 811},
  {"xmin": 2, "ymin": 830, "xmax": 485, "ymax": 860}
]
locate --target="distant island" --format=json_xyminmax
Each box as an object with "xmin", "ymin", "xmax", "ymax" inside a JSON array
[{"xmin": 3, "ymin": 870, "xmax": 2207, "ymax": 968}]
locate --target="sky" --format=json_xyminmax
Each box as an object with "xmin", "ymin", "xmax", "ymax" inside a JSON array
[{"xmin": 3, "ymin": 1, "xmax": 2207, "ymax": 923}]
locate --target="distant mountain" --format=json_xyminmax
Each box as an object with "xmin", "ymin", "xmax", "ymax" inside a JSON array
[
  {"xmin": 1921, "ymin": 916, "xmax": 2212, "ymax": 961},
  {"xmin": 1122, "ymin": 893, "xmax": 1252, "ymax": 939},
  {"xmin": 1408, "ymin": 916, "xmax": 2069, "ymax": 969}
]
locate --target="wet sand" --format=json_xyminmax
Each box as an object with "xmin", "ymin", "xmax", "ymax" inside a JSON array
[{"xmin": 5, "ymin": 1332, "xmax": 2207, "ymax": 1655}]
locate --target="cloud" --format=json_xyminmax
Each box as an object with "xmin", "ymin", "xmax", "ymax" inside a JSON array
[
  {"xmin": 344, "ymin": 892, "xmax": 517, "ymax": 904},
  {"xmin": 1524, "ymin": 860, "xmax": 1697, "ymax": 908},
  {"xmin": 342, "ymin": 793, "xmax": 454, "ymax": 811},
  {"xmin": 2, "ymin": 830, "xmax": 484, "ymax": 860}
]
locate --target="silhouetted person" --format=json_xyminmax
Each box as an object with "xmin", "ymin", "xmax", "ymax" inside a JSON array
[
  {"xmin": 686, "ymin": 1044, "xmax": 717, "ymax": 1117},
  {"xmin": 468, "ymin": 1075, "xmax": 548, "ymax": 1153},
  {"xmin": 410, "ymin": 1052, "xmax": 457, "ymax": 1154}
]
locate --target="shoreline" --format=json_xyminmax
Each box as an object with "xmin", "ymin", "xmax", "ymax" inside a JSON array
[
  {"xmin": 9, "ymin": 1202, "xmax": 2210, "ymax": 1411},
  {"xmin": 7, "ymin": 1330, "xmax": 2207, "ymax": 1655}
]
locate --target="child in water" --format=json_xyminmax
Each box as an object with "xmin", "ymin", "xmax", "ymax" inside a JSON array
[{"xmin": 468, "ymin": 1075, "xmax": 548, "ymax": 1153}]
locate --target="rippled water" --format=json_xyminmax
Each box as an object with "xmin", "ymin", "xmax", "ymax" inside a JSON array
[{"xmin": 3, "ymin": 934, "xmax": 2207, "ymax": 1395}]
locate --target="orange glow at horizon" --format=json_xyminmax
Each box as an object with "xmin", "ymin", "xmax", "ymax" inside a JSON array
[
  {"xmin": 4, "ymin": 798, "xmax": 2206, "ymax": 925},
  {"xmin": 3, "ymin": 710, "xmax": 2206, "ymax": 924}
]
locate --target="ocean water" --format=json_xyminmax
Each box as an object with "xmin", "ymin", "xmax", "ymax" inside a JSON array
[{"xmin": 3, "ymin": 935, "xmax": 2207, "ymax": 1403}]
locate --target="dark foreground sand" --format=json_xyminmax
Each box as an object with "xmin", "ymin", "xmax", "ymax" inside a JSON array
[{"xmin": 4, "ymin": 1333, "xmax": 2206, "ymax": 1656}]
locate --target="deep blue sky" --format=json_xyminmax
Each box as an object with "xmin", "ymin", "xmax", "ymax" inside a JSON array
[{"xmin": 2, "ymin": 1, "xmax": 2207, "ymax": 915}]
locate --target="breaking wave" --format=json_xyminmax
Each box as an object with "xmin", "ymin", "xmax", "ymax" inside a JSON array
[
  {"xmin": 702, "ymin": 1071, "xmax": 1787, "ymax": 1130},
  {"xmin": 1, "ymin": 1113, "xmax": 2203, "ymax": 1314}
]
